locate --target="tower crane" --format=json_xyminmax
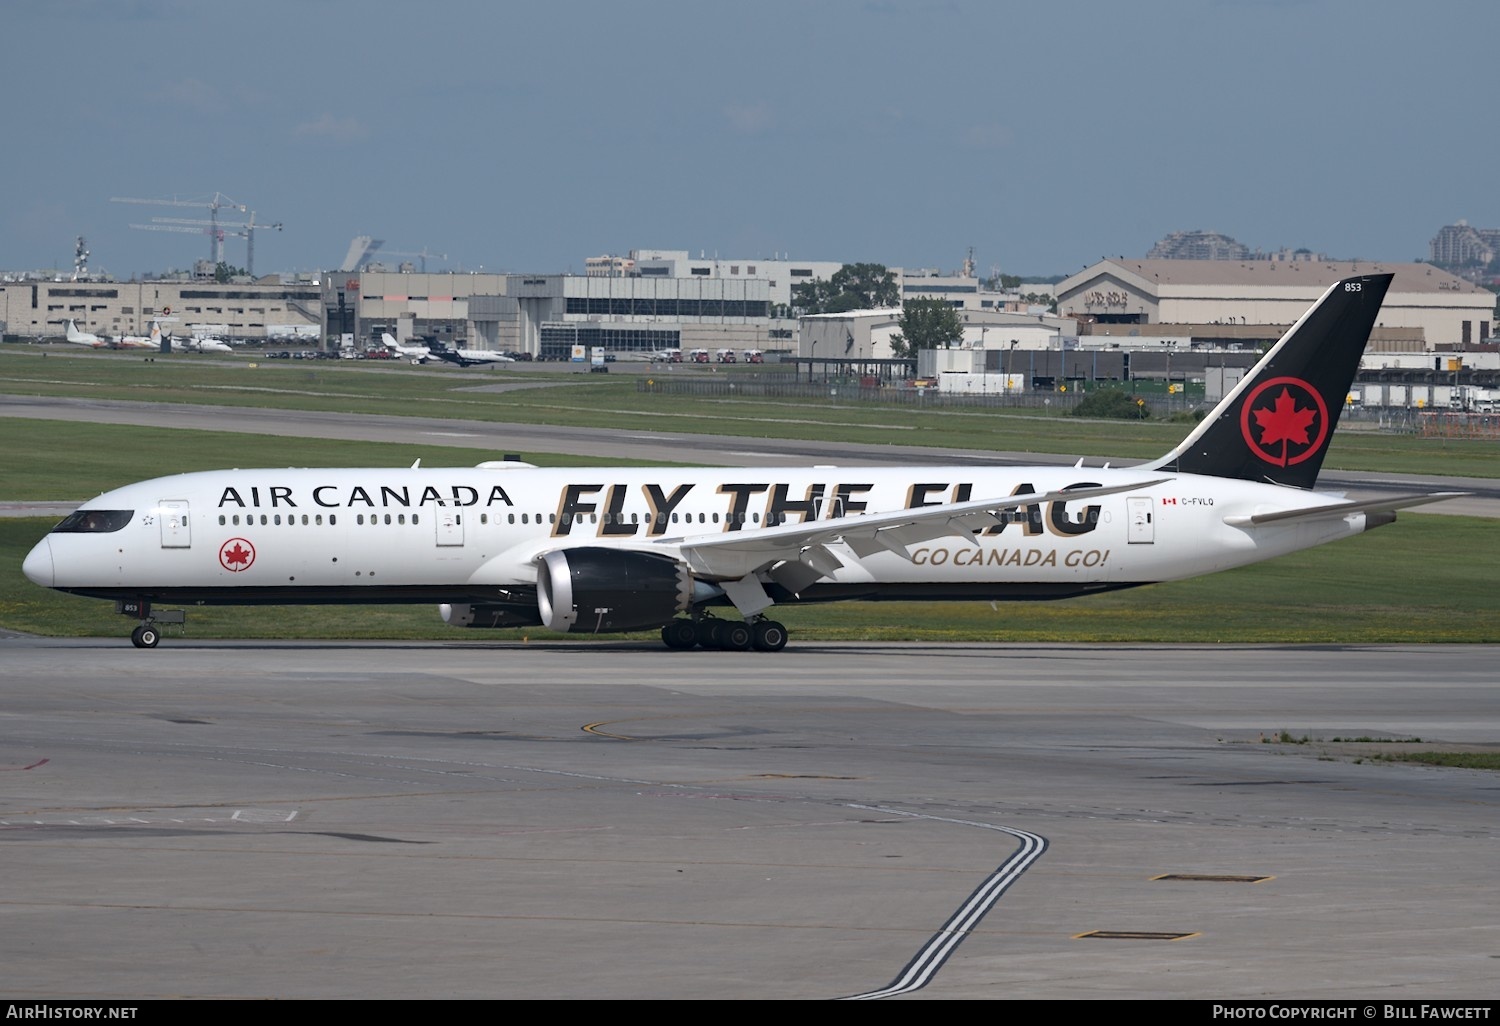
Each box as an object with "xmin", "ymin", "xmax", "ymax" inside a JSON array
[
  {"xmin": 110, "ymin": 193, "xmax": 247, "ymax": 265},
  {"xmin": 130, "ymin": 211, "xmax": 283, "ymax": 276}
]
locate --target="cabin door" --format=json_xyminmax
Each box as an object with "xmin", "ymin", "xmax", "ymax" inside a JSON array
[
  {"xmin": 1127, "ymin": 497, "xmax": 1155, "ymax": 544},
  {"xmin": 435, "ymin": 507, "xmax": 465, "ymax": 547},
  {"xmin": 159, "ymin": 500, "xmax": 191, "ymax": 548}
]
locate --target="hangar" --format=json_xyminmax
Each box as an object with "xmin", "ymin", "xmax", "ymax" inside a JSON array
[{"xmin": 1058, "ymin": 258, "xmax": 1493, "ymax": 349}]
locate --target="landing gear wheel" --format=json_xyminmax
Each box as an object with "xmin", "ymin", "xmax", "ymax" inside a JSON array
[
  {"xmin": 720, "ymin": 621, "xmax": 753, "ymax": 651},
  {"xmin": 751, "ymin": 620, "xmax": 788, "ymax": 652},
  {"xmin": 696, "ymin": 619, "xmax": 725, "ymax": 649},
  {"xmin": 130, "ymin": 624, "xmax": 160, "ymax": 649},
  {"xmin": 661, "ymin": 619, "xmax": 698, "ymax": 650}
]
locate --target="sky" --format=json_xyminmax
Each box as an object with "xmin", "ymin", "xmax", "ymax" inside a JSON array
[{"xmin": 4, "ymin": 0, "xmax": 1496, "ymax": 281}]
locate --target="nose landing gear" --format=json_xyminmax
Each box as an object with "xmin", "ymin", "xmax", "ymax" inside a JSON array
[{"xmin": 116, "ymin": 599, "xmax": 185, "ymax": 649}]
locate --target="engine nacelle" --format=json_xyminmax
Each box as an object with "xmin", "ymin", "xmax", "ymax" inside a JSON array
[
  {"xmin": 439, "ymin": 602, "xmax": 545, "ymax": 629},
  {"xmin": 536, "ymin": 547, "xmax": 692, "ymax": 633}
]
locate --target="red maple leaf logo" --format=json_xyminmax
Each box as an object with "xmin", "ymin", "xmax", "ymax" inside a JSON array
[
  {"xmin": 1255, "ymin": 387, "xmax": 1316, "ymax": 443},
  {"xmin": 218, "ymin": 538, "xmax": 256, "ymax": 572},
  {"xmin": 1239, "ymin": 377, "xmax": 1330, "ymax": 469}
]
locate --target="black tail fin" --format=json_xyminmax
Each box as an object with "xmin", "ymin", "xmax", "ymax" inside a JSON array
[{"xmin": 1144, "ymin": 272, "xmax": 1392, "ymax": 489}]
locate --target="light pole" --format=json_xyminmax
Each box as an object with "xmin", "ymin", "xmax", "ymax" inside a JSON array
[{"xmin": 979, "ymin": 326, "xmax": 987, "ymax": 394}]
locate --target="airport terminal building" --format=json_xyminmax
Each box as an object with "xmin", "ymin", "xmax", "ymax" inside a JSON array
[
  {"xmin": 5, "ymin": 256, "xmax": 1493, "ymax": 405},
  {"xmin": 0, "ymin": 277, "xmax": 324, "ymax": 342}
]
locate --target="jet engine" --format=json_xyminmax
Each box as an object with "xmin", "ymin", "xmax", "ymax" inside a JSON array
[
  {"xmin": 536, "ymin": 548, "xmax": 693, "ymax": 633},
  {"xmin": 439, "ymin": 602, "xmax": 544, "ymax": 629}
]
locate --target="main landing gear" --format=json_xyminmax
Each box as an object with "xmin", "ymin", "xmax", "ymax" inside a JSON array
[{"xmin": 660, "ymin": 615, "xmax": 788, "ymax": 653}]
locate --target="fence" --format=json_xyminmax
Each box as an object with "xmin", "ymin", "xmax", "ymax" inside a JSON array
[
  {"xmin": 635, "ymin": 375, "xmax": 1208, "ymax": 416},
  {"xmin": 638, "ymin": 376, "xmax": 1500, "ymax": 434}
]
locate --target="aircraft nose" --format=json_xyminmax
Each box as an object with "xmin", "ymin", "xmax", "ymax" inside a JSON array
[{"xmin": 22, "ymin": 537, "xmax": 53, "ymax": 587}]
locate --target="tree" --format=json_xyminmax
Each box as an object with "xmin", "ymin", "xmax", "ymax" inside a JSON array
[
  {"xmin": 1071, "ymin": 387, "xmax": 1151, "ymax": 420},
  {"xmin": 793, "ymin": 262, "xmax": 899, "ymax": 314},
  {"xmin": 214, "ymin": 261, "xmax": 246, "ymax": 284},
  {"xmin": 888, "ymin": 299, "xmax": 964, "ymax": 358}
]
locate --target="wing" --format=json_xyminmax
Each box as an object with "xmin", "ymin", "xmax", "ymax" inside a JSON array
[{"xmin": 669, "ymin": 479, "xmax": 1170, "ymax": 583}]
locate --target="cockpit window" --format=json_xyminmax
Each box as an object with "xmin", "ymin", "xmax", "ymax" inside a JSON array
[{"xmin": 53, "ymin": 510, "xmax": 134, "ymax": 534}]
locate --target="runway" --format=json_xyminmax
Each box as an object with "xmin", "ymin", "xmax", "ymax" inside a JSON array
[{"xmin": 1, "ymin": 638, "xmax": 1495, "ymax": 1000}]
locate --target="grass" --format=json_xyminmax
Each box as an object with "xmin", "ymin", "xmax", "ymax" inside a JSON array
[
  {"xmin": 0, "ymin": 419, "xmax": 682, "ymax": 501},
  {"xmin": 4, "ymin": 346, "xmax": 1499, "ymax": 477},
  {"xmin": 1259, "ymin": 732, "xmax": 1500, "ymax": 771},
  {"xmin": 1369, "ymin": 752, "xmax": 1500, "ymax": 770}
]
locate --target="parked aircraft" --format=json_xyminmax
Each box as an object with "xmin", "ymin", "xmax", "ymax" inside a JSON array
[
  {"xmin": 180, "ymin": 334, "xmax": 235, "ymax": 354},
  {"xmin": 63, "ymin": 320, "xmax": 105, "ymax": 347},
  {"xmin": 381, "ymin": 333, "xmax": 431, "ymax": 364},
  {"xmin": 428, "ymin": 344, "xmax": 514, "ymax": 367},
  {"xmin": 112, "ymin": 322, "xmax": 163, "ymax": 350},
  {"xmin": 23, "ymin": 273, "xmax": 1464, "ymax": 650}
]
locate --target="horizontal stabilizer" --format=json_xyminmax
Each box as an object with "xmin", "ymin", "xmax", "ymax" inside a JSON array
[{"xmin": 1221, "ymin": 492, "xmax": 1470, "ymax": 527}]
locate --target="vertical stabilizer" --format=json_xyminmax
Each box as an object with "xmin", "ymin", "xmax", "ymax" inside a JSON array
[{"xmin": 1145, "ymin": 273, "xmax": 1392, "ymax": 489}]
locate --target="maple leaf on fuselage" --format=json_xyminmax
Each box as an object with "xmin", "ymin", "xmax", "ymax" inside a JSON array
[
  {"xmin": 223, "ymin": 543, "xmax": 251, "ymax": 566},
  {"xmin": 1253, "ymin": 388, "xmax": 1318, "ymax": 460}
]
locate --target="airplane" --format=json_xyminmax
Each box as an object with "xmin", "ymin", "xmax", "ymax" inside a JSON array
[
  {"xmin": 427, "ymin": 344, "xmax": 515, "ymax": 368},
  {"xmin": 111, "ymin": 321, "xmax": 165, "ymax": 351},
  {"xmin": 179, "ymin": 334, "xmax": 235, "ymax": 355},
  {"xmin": 381, "ymin": 332, "xmax": 432, "ymax": 364},
  {"xmin": 22, "ymin": 273, "xmax": 1467, "ymax": 651},
  {"xmin": 63, "ymin": 320, "xmax": 106, "ymax": 347}
]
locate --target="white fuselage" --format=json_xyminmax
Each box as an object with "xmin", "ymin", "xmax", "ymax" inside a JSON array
[{"xmin": 23, "ymin": 463, "xmax": 1367, "ymax": 606}]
